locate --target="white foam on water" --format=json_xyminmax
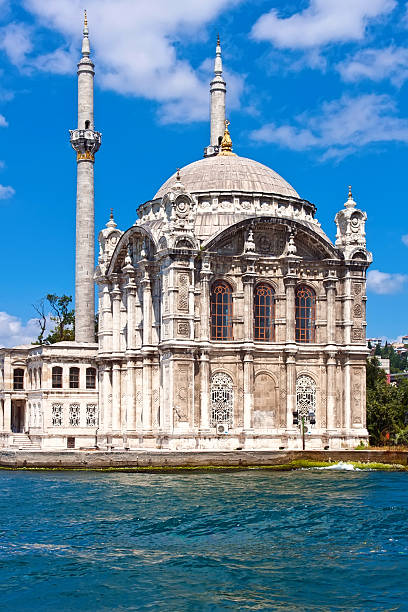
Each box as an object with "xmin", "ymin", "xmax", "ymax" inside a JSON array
[{"xmin": 317, "ymin": 461, "xmax": 361, "ymax": 471}]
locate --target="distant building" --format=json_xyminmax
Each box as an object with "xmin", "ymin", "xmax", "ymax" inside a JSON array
[{"xmin": 367, "ymin": 338, "xmax": 382, "ymax": 348}]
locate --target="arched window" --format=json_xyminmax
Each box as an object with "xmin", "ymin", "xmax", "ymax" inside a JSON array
[
  {"xmin": 13, "ymin": 368, "xmax": 24, "ymax": 390},
  {"xmin": 295, "ymin": 285, "xmax": 316, "ymax": 343},
  {"xmin": 86, "ymin": 367, "xmax": 96, "ymax": 389},
  {"xmin": 52, "ymin": 366, "xmax": 63, "ymax": 389},
  {"xmin": 69, "ymin": 367, "xmax": 80, "ymax": 389},
  {"xmin": 211, "ymin": 372, "xmax": 233, "ymax": 427},
  {"xmin": 254, "ymin": 283, "xmax": 275, "ymax": 341},
  {"xmin": 210, "ymin": 281, "xmax": 233, "ymax": 340}
]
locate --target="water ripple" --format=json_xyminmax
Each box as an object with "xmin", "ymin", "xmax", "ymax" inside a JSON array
[{"xmin": 0, "ymin": 470, "xmax": 407, "ymax": 611}]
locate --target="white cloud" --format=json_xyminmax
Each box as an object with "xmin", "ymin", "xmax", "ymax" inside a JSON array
[
  {"xmin": 251, "ymin": 0, "xmax": 396, "ymax": 50},
  {"xmin": 402, "ymin": 234, "xmax": 408, "ymax": 246},
  {"xmin": 250, "ymin": 94, "xmax": 408, "ymax": 159},
  {"xmin": 338, "ymin": 46, "xmax": 408, "ymax": 86},
  {"xmin": 0, "ymin": 312, "xmax": 39, "ymax": 348},
  {"xmin": 0, "ymin": 22, "xmax": 33, "ymax": 66},
  {"xmin": 0, "ymin": 184, "xmax": 15, "ymax": 199},
  {"xmin": 367, "ymin": 270, "xmax": 408, "ymax": 294},
  {"xmin": 0, "ymin": 114, "xmax": 7, "ymax": 126},
  {"xmin": 12, "ymin": 0, "xmax": 244, "ymax": 124}
]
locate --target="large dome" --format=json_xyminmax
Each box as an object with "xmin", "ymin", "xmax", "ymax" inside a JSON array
[{"xmin": 154, "ymin": 155, "xmax": 299, "ymax": 199}]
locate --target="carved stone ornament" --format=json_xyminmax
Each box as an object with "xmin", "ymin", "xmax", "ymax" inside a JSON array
[
  {"xmin": 178, "ymin": 273, "xmax": 189, "ymax": 311},
  {"xmin": 351, "ymin": 326, "xmax": 364, "ymax": 341},
  {"xmin": 352, "ymin": 282, "xmax": 362, "ymax": 296},
  {"xmin": 353, "ymin": 303, "xmax": 362, "ymax": 318},
  {"xmin": 177, "ymin": 321, "xmax": 190, "ymax": 337}
]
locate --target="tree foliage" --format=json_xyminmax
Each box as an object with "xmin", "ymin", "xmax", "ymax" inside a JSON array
[
  {"xmin": 373, "ymin": 342, "xmax": 408, "ymax": 373},
  {"xmin": 33, "ymin": 294, "xmax": 75, "ymax": 344},
  {"xmin": 366, "ymin": 357, "xmax": 408, "ymax": 446}
]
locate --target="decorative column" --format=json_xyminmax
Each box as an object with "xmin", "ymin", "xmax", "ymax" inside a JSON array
[
  {"xmin": 141, "ymin": 266, "xmax": 152, "ymax": 348},
  {"xmin": 242, "ymin": 272, "xmax": 256, "ymax": 341},
  {"xmin": 200, "ymin": 256, "xmax": 211, "ymax": 341},
  {"xmin": 69, "ymin": 12, "xmax": 101, "ymax": 342},
  {"xmin": 344, "ymin": 359, "xmax": 351, "ymax": 431},
  {"xmin": 326, "ymin": 352, "xmax": 337, "ymax": 430},
  {"xmin": 99, "ymin": 280, "xmax": 112, "ymax": 353},
  {"xmin": 3, "ymin": 395, "xmax": 11, "ymax": 432},
  {"xmin": 142, "ymin": 357, "xmax": 152, "ymax": 430},
  {"xmin": 324, "ymin": 276, "xmax": 337, "ymax": 345},
  {"xmin": 127, "ymin": 362, "xmax": 136, "ymax": 431},
  {"xmin": 199, "ymin": 351, "xmax": 210, "ymax": 430},
  {"xmin": 111, "ymin": 279, "xmax": 121, "ymax": 354},
  {"xmin": 102, "ymin": 364, "xmax": 112, "ymax": 431},
  {"xmin": 286, "ymin": 353, "xmax": 297, "ymax": 429},
  {"xmin": 111, "ymin": 362, "xmax": 121, "ymax": 431},
  {"xmin": 284, "ymin": 276, "xmax": 297, "ymax": 344},
  {"xmin": 123, "ymin": 253, "xmax": 136, "ymax": 351},
  {"xmin": 243, "ymin": 352, "xmax": 254, "ymax": 430}
]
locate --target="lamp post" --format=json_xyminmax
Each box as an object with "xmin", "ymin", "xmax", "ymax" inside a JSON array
[{"xmin": 293, "ymin": 407, "xmax": 316, "ymax": 450}]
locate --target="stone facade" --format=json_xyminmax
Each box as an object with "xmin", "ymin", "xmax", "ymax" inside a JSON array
[{"xmin": 0, "ymin": 23, "xmax": 372, "ymax": 452}]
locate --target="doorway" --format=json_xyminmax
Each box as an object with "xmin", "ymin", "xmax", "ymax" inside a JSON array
[{"xmin": 11, "ymin": 402, "xmax": 25, "ymax": 433}]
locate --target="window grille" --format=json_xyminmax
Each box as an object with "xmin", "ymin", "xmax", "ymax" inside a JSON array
[
  {"xmin": 52, "ymin": 404, "xmax": 63, "ymax": 427},
  {"xmin": 210, "ymin": 281, "xmax": 233, "ymax": 340},
  {"xmin": 52, "ymin": 366, "xmax": 63, "ymax": 389},
  {"xmin": 254, "ymin": 283, "xmax": 275, "ymax": 341},
  {"xmin": 296, "ymin": 375, "xmax": 316, "ymax": 418},
  {"xmin": 13, "ymin": 368, "xmax": 24, "ymax": 390},
  {"xmin": 210, "ymin": 372, "xmax": 233, "ymax": 427},
  {"xmin": 86, "ymin": 368, "xmax": 96, "ymax": 389},
  {"xmin": 69, "ymin": 404, "xmax": 80, "ymax": 427},
  {"xmin": 86, "ymin": 404, "xmax": 97, "ymax": 427},
  {"xmin": 69, "ymin": 367, "xmax": 80, "ymax": 389},
  {"xmin": 295, "ymin": 285, "xmax": 316, "ymax": 343}
]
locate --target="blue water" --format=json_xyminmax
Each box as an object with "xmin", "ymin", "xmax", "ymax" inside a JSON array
[{"xmin": 0, "ymin": 470, "xmax": 407, "ymax": 611}]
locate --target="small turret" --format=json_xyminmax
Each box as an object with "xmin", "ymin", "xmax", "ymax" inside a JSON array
[{"xmin": 335, "ymin": 186, "xmax": 372, "ymax": 262}]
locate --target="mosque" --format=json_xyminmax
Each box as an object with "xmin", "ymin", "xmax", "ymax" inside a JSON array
[{"xmin": 0, "ymin": 16, "xmax": 372, "ymax": 451}]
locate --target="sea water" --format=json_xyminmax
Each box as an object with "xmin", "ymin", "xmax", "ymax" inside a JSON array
[{"xmin": 0, "ymin": 469, "xmax": 407, "ymax": 611}]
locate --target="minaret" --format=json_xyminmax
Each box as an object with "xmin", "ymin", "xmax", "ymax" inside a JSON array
[
  {"xmin": 70, "ymin": 11, "xmax": 101, "ymax": 342},
  {"xmin": 204, "ymin": 35, "xmax": 226, "ymax": 158}
]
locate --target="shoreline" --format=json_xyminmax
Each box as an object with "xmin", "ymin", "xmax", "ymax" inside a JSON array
[{"xmin": 0, "ymin": 449, "xmax": 407, "ymax": 472}]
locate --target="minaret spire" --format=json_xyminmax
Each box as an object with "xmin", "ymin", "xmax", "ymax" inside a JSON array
[
  {"xmin": 69, "ymin": 12, "xmax": 101, "ymax": 343},
  {"xmin": 204, "ymin": 34, "xmax": 226, "ymax": 157}
]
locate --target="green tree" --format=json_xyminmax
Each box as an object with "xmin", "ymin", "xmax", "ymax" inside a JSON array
[
  {"xmin": 366, "ymin": 358, "xmax": 408, "ymax": 445},
  {"xmin": 33, "ymin": 294, "xmax": 75, "ymax": 344}
]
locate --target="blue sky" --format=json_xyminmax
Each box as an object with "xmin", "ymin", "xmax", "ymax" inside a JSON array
[{"xmin": 0, "ymin": 0, "xmax": 407, "ymax": 346}]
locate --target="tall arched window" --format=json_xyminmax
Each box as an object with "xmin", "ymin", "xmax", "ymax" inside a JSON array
[
  {"xmin": 52, "ymin": 366, "xmax": 63, "ymax": 389},
  {"xmin": 295, "ymin": 285, "xmax": 316, "ymax": 343},
  {"xmin": 210, "ymin": 281, "xmax": 233, "ymax": 340},
  {"xmin": 211, "ymin": 372, "xmax": 234, "ymax": 427},
  {"xmin": 296, "ymin": 375, "xmax": 316, "ymax": 418},
  {"xmin": 254, "ymin": 283, "xmax": 275, "ymax": 341}
]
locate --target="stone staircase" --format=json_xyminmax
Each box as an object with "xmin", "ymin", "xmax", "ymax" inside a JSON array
[{"xmin": 10, "ymin": 433, "xmax": 41, "ymax": 451}]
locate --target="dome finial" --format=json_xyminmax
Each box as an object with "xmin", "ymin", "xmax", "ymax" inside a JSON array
[
  {"xmin": 219, "ymin": 119, "xmax": 236, "ymax": 156},
  {"xmin": 344, "ymin": 184, "xmax": 356, "ymax": 208}
]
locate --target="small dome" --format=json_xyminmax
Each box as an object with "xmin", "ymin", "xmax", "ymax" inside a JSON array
[{"xmin": 154, "ymin": 155, "xmax": 299, "ymax": 200}]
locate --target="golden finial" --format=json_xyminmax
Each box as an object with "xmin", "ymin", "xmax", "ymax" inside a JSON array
[
  {"xmin": 217, "ymin": 33, "xmax": 220, "ymax": 46},
  {"xmin": 219, "ymin": 119, "xmax": 236, "ymax": 156},
  {"xmin": 348, "ymin": 185, "xmax": 352, "ymax": 199},
  {"xmin": 176, "ymin": 168, "xmax": 181, "ymax": 181},
  {"xmin": 110, "ymin": 207, "xmax": 113, "ymax": 220},
  {"xmin": 84, "ymin": 9, "xmax": 88, "ymax": 28}
]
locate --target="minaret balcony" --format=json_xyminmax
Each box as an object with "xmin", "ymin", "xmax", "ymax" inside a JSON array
[{"xmin": 70, "ymin": 129, "xmax": 102, "ymax": 161}]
